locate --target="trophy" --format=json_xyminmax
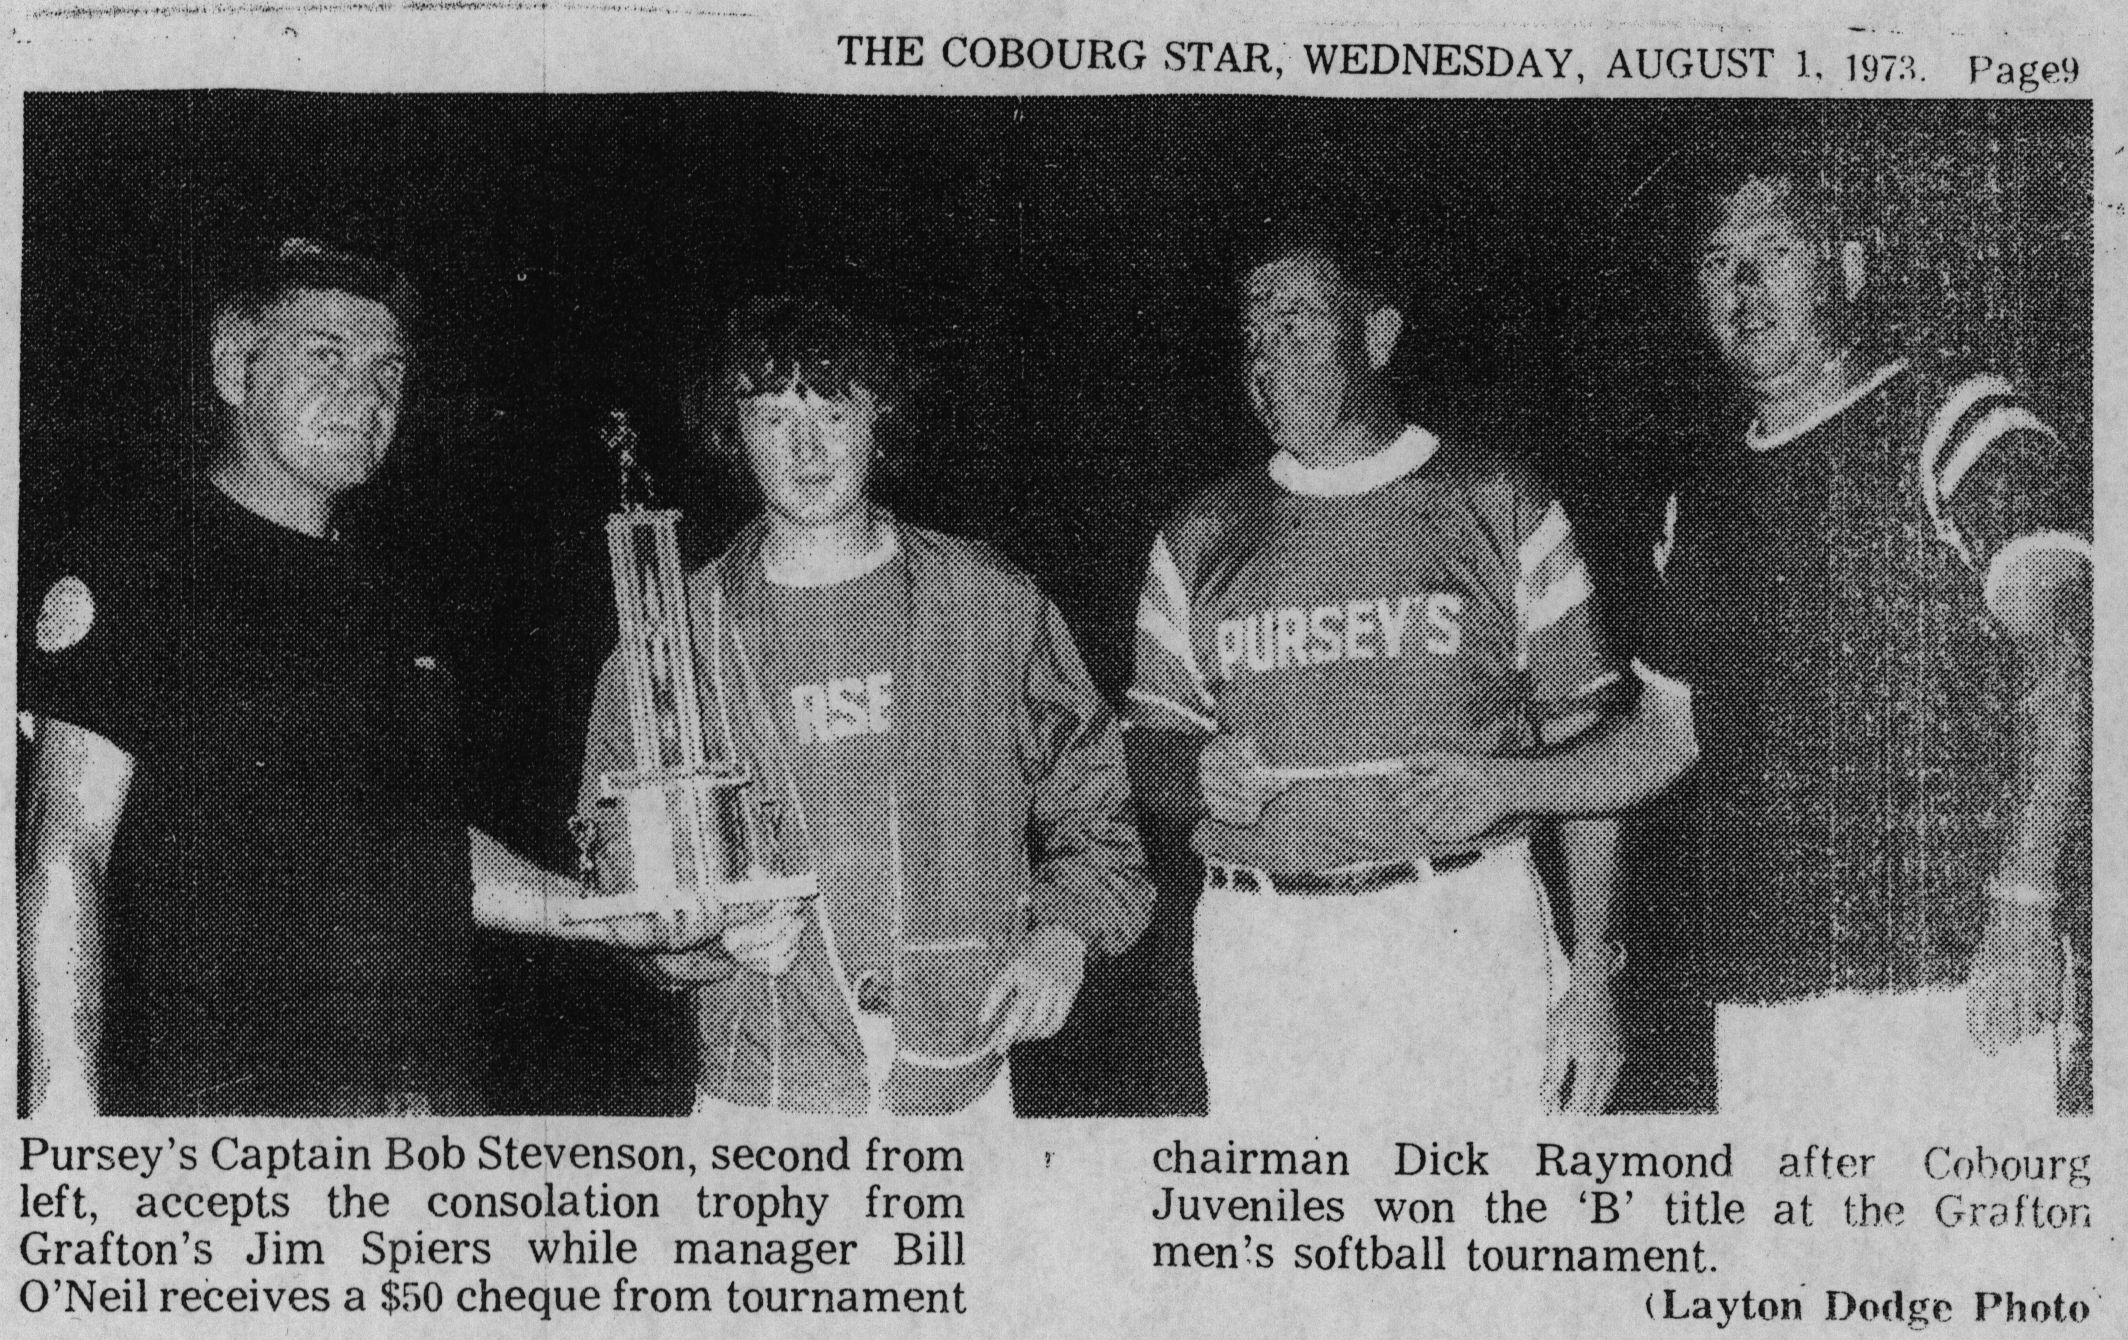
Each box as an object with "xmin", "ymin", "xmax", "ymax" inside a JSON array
[{"xmin": 567, "ymin": 411, "xmax": 816, "ymax": 923}]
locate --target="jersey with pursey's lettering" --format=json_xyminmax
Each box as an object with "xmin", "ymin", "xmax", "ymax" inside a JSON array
[
  {"xmin": 1636, "ymin": 360, "xmax": 2091, "ymax": 1003},
  {"xmin": 1128, "ymin": 426, "xmax": 1622, "ymax": 873}
]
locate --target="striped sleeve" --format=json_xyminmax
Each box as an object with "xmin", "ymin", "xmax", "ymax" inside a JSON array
[
  {"xmin": 1124, "ymin": 532, "xmax": 1217, "ymax": 734},
  {"xmin": 1920, "ymin": 372, "xmax": 2091, "ymax": 605},
  {"xmin": 1514, "ymin": 493, "xmax": 1623, "ymax": 718}
]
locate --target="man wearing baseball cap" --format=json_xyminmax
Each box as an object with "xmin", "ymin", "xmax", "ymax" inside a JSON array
[{"xmin": 19, "ymin": 237, "xmax": 711, "ymax": 1116}]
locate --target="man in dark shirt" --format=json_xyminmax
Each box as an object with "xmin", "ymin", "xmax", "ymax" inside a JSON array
[
  {"xmin": 19, "ymin": 238, "xmax": 708, "ymax": 1117},
  {"xmin": 1388, "ymin": 166, "xmax": 2090, "ymax": 1118}
]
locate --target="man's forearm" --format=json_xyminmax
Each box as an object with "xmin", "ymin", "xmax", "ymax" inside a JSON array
[
  {"xmin": 1497, "ymin": 688, "xmax": 1697, "ymax": 819},
  {"xmin": 20, "ymin": 723, "xmax": 131, "ymax": 1116},
  {"xmin": 1994, "ymin": 638, "xmax": 2089, "ymax": 896},
  {"xmin": 1984, "ymin": 553, "xmax": 2091, "ymax": 900},
  {"xmin": 20, "ymin": 852, "xmax": 105, "ymax": 1114},
  {"xmin": 1558, "ymin": 817, "xmax": 1620, "ymax": 961},
  {"xmin": 468, "ymin": 826, "xmax": 598, "ymax": 937}
]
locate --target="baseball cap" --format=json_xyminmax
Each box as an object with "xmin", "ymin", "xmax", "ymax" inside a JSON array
[{"xmin": 234, "ymin": 235, "xmax": 421, "ymax": 331}]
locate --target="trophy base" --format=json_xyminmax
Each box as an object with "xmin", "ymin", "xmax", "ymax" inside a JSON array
[{"xmin": 717, "ymin": 869, "xmax": 821, "ymax": 907}]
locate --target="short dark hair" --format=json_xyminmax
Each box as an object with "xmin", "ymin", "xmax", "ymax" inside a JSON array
[
  {"xmin": 708, "ymin": 295, "xmax": 908, "ymax": 405},
  {"xmin": 1232, "ymin": 203, "xmax": 1409, "ymax": 312},
  {"xmin": 216, "ymin": 235, "xmax": 420, "ymax": 332},
  {"xmin": 681, "ymin": 294, "xmax": 916, "ymax": 465}
]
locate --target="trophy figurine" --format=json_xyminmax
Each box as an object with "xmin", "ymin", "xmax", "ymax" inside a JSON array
[{"xmin": 566, "ymin": 410, "xmax": 816, "ymax": 923}]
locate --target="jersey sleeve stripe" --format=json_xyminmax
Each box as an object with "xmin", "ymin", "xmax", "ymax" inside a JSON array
[
  {"xmin": 1125, "ymin": 687, "xmax": 1217, "ymax": 733},
  {"xmin": 1653, "ymin": 492, "xmax": 1679, "ymax": 578},
  {"xmin": 1529, "ymin": 670, "xmax": 1626, "ymax": 726},
  {"xmin": 1920, "ymin": 373, "xmax": 2016, "ymax": 496},
  {"xmin": 1632, "ymin": 657, "xmax": 1693, "ymax": 699},
  {"xmin": 1142, "ymin": 533, "xmax": 1216, "ymax": 708},
  {"xmin": 1982, "ymin": 530, "xmax": 2093, "ymax": 613},
  {"xmin": 1918, "ymin": 373, "xmax": 2020, "ymax": 565},
  {"xmin": 1555, "ymin": 668, "xmax": 1623, "ymax": 702},
  {"xmin": 1136, "ymin": 597, "xmax": 1199, "ymax": 673},
  {"xmin": 1517, "ymin": 500, "xmax": 1572, "ymax": 576},
  {"xmin": 1939, "ymin": 405, "xmax": 2059, "ymax": 500},
  {"xmin": 1148, "ymin": 534, "xmax": 1194, "ymax": 632},
  {"xmin": 1523, "ymin": 560, "xmax": 1593, "ymax": 634},
  {"xmin": 1524, "ymin": 536, "xmax": 1583, "ymax": 604}
]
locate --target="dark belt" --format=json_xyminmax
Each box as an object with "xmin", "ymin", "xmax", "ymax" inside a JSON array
[{"xmin": 1206, "ymin": 850, "xmax": 1485, "ymax": 896}]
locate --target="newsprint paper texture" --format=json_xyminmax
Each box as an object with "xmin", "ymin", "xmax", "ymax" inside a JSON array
[{"xmin": 2, "ymin": 0, "xmax": 2122, "ymax": 1336}]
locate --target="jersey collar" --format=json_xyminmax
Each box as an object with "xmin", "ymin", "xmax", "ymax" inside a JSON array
[
  {"xmin": 762, "ymin": 521, "xmax": 902, "ymax": 587},
  {"xmin": 1268, "ymin": 425, "xmax": 1440, "ymax": 497},
  {"xmin": 1745, "ymin": 359, "xmax": 1908, "ymax": 453}
]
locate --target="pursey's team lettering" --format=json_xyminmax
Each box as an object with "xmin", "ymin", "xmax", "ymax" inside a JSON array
[
  {"xmin": 1213, "ymin": 594, "xmax": 1463, "ymax": 677},
  {"xmin": 790, "ymin": 672, "xmax": 894, "ymax": 745}
]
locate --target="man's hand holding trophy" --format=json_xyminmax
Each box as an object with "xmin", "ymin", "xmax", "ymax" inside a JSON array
[
  {"xmin": 474, "ymin": 411, "xmax": 817, "ymax": 965},
  {"xmin": 567, "ymin": 411, "xmax": 818, "ymax": 961}
]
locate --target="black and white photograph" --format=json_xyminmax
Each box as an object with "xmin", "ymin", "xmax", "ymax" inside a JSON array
[{"xmin": 16, "ymin": 92, "xmax": 2091, "ymax": 1130}]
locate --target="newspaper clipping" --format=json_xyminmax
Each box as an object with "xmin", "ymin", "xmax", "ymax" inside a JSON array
[{"xmin": 5, "ymin": 1, "xmax": 2120, "ymax": 1335}]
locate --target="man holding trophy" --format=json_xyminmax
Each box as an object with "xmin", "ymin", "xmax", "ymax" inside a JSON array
[
  {"xmin": 16, "ymin": 236, "xmax": 711, "ymax": 1118},
  {"xmin": 576, "ymin": 295, "xmax": 1153, "ymax": 1117}
]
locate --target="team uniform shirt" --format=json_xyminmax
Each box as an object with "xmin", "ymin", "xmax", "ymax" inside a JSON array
[
  {"xmin": 1128, "ymin": 426, "xmax": 1622, "ymax": 874},
  {"xmin": 21, "ymin": 481, "xmax": 478, "ymax": 1114},
  {"xmin": 1637, "ymin": 360, "xmax": 2091, "ymax": 1003},
  {"xmin": 756, "ymin": 543, "xmax": 905, "ymax": 1010}
]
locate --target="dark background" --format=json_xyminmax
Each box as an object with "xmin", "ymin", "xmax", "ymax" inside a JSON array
[{"xmin": 21, "ymin": 94, "xmax": 2091, "ymax": 1115}]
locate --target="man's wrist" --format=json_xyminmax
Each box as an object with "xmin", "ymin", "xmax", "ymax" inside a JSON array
[{"xmin": 38, "ymin": 1072, "xmax": 99, "ymax": 1117}]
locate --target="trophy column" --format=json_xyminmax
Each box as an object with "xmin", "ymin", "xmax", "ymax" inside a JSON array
[
  {"xmin": 571, "ymin": 410, "xmax": 787, "ymax": 919},
  {"xmin": 604, "ymin": 502, "xmax": 759, "ymax": 896}
]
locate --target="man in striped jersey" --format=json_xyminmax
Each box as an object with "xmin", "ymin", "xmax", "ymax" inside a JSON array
[
  {"xmin": 1399, "ymin": 167, "xmax": 2091, "ymax": 1117},
  {"xmin": 1127, "ymin": 215, "xmax": 1629, "ymax": 1121}
]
